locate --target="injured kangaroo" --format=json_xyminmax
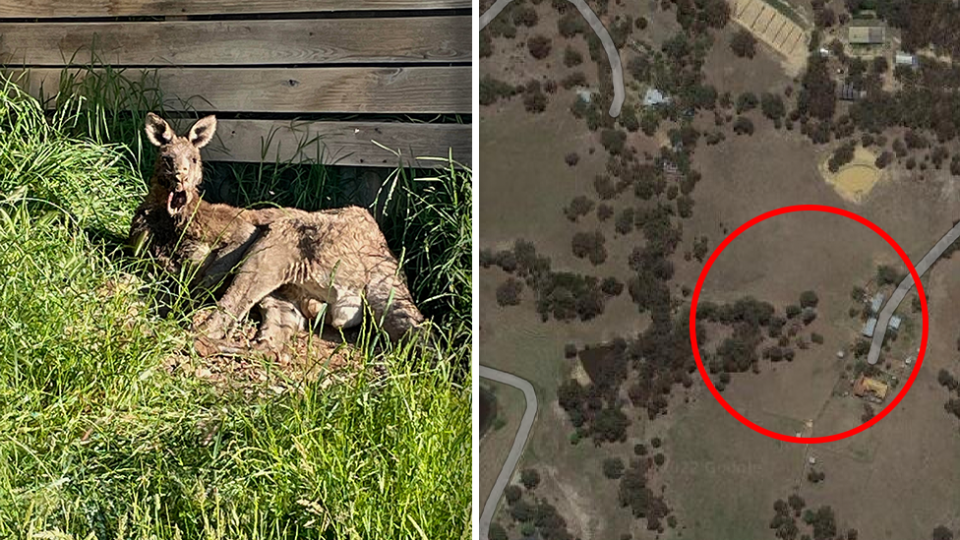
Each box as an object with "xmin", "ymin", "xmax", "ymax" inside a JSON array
[{"xmin": 129, "ymin": 113, "xmax": 425, "ymax": 349}]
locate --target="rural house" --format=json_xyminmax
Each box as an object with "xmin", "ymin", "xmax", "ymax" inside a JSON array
[
  {"xmin": 643, "ymin": 87, "xmax": 671, "ymax": 107},
  {"xmin": 576, "ymin": 88, "xmax": 594, "ymax": 104},
  {"xmin": 853, "ymin": 375, "xmax": 889, "ymax": 403}
]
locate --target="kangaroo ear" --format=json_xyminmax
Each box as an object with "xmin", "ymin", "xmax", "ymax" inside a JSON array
[
  {"xmin": 145, "ymin": 112, "xmax": 174, "ymax": 147},
  {"xmin": 189, "ymin": 115, "xmax": 217, "ymax": 148}
]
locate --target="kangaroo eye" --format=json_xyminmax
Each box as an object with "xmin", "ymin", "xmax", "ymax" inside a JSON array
[{"xmin": 192, "ymin": 158, "xmax": 198, "ymax": 164}]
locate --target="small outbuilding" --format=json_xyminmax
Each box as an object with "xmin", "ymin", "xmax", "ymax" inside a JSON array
[
  {"xmin": 870, "ymin": 292, "xmax": 885, "ymax": 314},
  {"xmin": 895, "ymin": 51, "xmax": 919, "ymax": 68},
  {"xmin": 889, "ymin": 315, "xmax": 903, "ymax": 331},
  {"xmin": 862, "ymin": 317, "xmax": 878, "ymax": 337}
]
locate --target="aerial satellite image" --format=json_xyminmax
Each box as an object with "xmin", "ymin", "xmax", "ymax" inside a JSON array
[{"xmin": 478, "ymin": 0, "xmax": 960, "ymax": 538}]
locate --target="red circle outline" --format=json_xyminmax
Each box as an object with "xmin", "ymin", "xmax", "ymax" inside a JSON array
[{"xmin": 689, "ymin": 204, "xmax": 928, "ymax": 444}]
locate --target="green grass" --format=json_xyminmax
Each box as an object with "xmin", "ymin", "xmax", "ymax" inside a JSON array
[{"xmin": 0, "ymin": 71, "xmax": 471, "ymax": 539}]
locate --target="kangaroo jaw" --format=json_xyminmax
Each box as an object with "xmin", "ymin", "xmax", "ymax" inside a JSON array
[{"xmin": 167, "ymin": 190, "xmax": 187, "ymax": 215}]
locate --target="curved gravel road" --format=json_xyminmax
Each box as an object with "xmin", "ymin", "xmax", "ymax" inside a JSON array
[
  {"xmin": 479, "ymin": 366, "xmax": 538, "ymax": 540},
  {"xmin": 868, "ymin": 219, "xmax": 960, "ymax": 364},
  {"xmin": 479, "ymin": 0, "xmax": 624, "ymax": 117}
]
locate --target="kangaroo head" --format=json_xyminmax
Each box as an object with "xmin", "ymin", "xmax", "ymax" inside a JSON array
[{"xmin": 144, "ymin": 113, "xmax": 217, "ymax": 215}]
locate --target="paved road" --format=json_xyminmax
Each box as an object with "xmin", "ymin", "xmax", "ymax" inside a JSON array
[
  {"xmin": 478, "ymin": 365, "xmax": 538, "ymax": 540},
  {"xmin": 479, "ymin": 0, "xmax": 624, "ymax": 117},
  {"xmin": 868, "ymin": 220, "xmax": 960, "ymax": 364}
]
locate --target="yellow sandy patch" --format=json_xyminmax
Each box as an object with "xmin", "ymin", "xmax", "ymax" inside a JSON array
[
  {"xmin": 820, "ymin": 146, "xmax": 882, "ymax": 203},
  {"xmin": 570, "ymin": 361, "xmax": 592, "ymax": 386}
]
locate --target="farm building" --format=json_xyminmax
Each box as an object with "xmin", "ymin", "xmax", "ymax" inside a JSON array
[
  {"xmin": 853, "ymin": 375, "xmax": 889, "ymax": 403},
  {"xmin": 870, "ymin": 292, "xmax": 885, "ymax": 314},
  {"xmin": 862, "ymin": 317, "xmax": 878, "ymax": 337},
  {"xmin": 848, "ymin": 20, "xmax": 887, "ymax": 45}
]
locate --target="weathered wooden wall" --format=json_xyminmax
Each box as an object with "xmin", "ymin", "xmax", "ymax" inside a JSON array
[{"xmin": 0, "ymin": 0, "xmax": 472, "ymax": 167}]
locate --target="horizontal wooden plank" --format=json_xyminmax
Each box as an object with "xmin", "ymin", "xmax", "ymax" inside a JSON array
[
  {"xmin": 0, "ymin": 17, "xmax": 470, "ymax": 65},
  {"xmin": 14, "ymin": 66, "xmax": 470, "ymax": 113},
  {"xmin": 202, "ymin": 120, "xmax": 470, "ymax": 167},
  {"xmin": 0, "ymin": 0, "xmax": 470, "ymax": 18}
]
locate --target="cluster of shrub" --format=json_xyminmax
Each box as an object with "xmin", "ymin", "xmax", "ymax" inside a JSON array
[
  {"xmin": 478, "ymin": 0, "xmax": 540, "ymax": 58},
  {"xmin": 668, "ymin": 0, "xmax": 730, "ymax": 35},
  {"xmin": 557, "ymin": 182, "xmax": 707, "ymax": 424},
  {"xmin": 770, "ymin": 497, "xmax": 852, "ymax": 540},
  {"xmin": 807, "ymin": 468, "xmax": 827, "ymax": 484},
  {"xmin": 616, "ymin": 455, "xmax": 674, "ymax": 532},
  {"xmin": 696, "ymin": 291, "xmax": 820, "ymax": 389},
  {"xmin": 868, "ymin": 0, "xmax": 960, "ymax": 60},
  {"xmin": 482, "ymin": 239, "xmax": 620, "ymax": 322},
  {"xmin": 933, "ymin": 525, "xmax": 957, "ymax": 540},
  {"xmin": 937, "ymin": 368, "xmax": 960, "ymax": 424},
  {"xmin": 479, "ymin": 75, "xmax": 556, "ymax": 113},
  {"xmin": 556, "ymin": 212, "xmax": 697, "ymax": 424},
  {"xmin": 489, "ymin": 468, "xmax": 575, "ymax": 540},
  {"xmin": 591, "ymin": 440, "xmax": 674, "ymax": 532},
  {"xmin": 557, "ymin": 376, "xmax": 632, "ymax": 444}
]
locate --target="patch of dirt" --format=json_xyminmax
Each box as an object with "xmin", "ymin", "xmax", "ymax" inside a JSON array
[
  {"xmin": 569, "ymin": 362, "xmax": 592, "ymax": 386},
  {"xmin": 820, "ymin": 146, "xmax": 882, "ymax": 203},
  {"xmin": 161, "ymin": 310, "xmax": 366, "ymax": 395},
  {"xmin": 542, "ymin": 465, "xmax": 595, "ymax": 540}
]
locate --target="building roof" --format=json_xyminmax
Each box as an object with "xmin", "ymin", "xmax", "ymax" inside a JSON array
[
  {"xmin": 848, "ymin": 22, "xmax": 886, "ymax": 44},
  {"xmin": 870, "ymin": 293, "xmax": 885, "ymax": 313},
  {"xmin": 854, "ymin": 375, "xmax": 889, "ymax": 401},
  {"xmin": 862, "ymin": 317, "xmax": 878, "ymax": 337},
  {"xmin": 576, "ymin": 88, "xmax": 593, "ymax": 104},
  {"xmin": 889, "ymin": 315, "xmax": 902, "ymax": 330},
  {"xmin": 662, "ymin": 160, "xmax": 682, "ymax": 178},
  {"xmin": 838, "ymin": 83, "xmax": 866, "ymax": 101},
  {"xmin": 895, "ymin": 52, "xmax": 918, "ymax": 65},
  {"xmin": 643, "ymin": 87, "xmax": 670, "ymax": 106}
]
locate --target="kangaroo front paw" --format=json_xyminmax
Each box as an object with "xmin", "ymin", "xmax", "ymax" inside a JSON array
[
  {"xmin": 194, "ymin": 335, "xmax": 244, "ymax": 358},
  {"xmin": 194, "ymin": 310, "xmax": 231, "ymax": 341}
]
